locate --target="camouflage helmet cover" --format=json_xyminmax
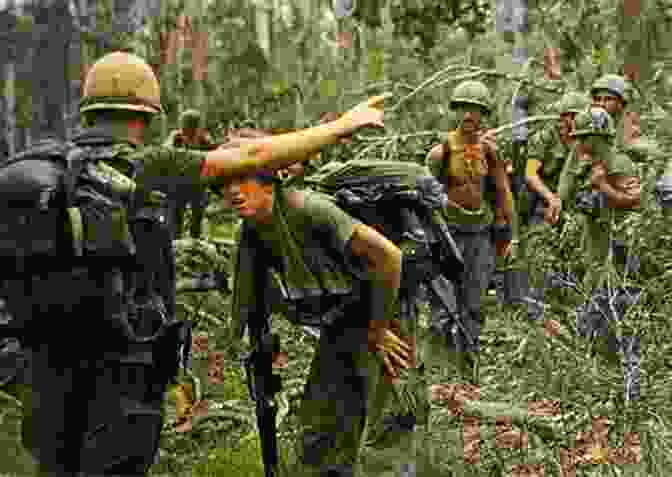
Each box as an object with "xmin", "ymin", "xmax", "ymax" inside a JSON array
[
  {"xmin": 180, "ymin": 109, "xmax": 203, "ymax": 130},
  {"xmin": 80, "ymin": 51, "xmax": 164, "ymax": 115},
  {"xmin": 450, "ymin": 80, "xmax": 492, "ymax": 114},
  {"xmin": 571, "ymin": 107, "xmax": 616, "ymax": 138},
  {"xmin": 590, "ymin": 74, "xmax": 626, "ymax": 102},
  {"xmin": 555, "ymin": 91, "xmax": 590, "ymax": 114}
]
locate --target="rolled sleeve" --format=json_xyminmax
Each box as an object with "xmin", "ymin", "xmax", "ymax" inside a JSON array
[{"xmin": 304, "ymin": 194, "xmax": 361, "ymax": 256}]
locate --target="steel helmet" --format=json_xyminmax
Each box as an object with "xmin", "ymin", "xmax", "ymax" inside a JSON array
[
  {"xmin": 590, "ymin": 74, "xmax": 626, "ymax": 101},
  {"xmin": 80, "ymin": 51, "xmax": 164, "ymax": 115},
  {"xmin": 571, "ymin": 107, "xmax": 616, "ymax": 138},
  {"xmin": 450, "ymin": 80, "xmax": 492, "ymax": 114},
  {"xmin": 556, "ymin": 91, "xmax": 590, "ymax": 115}
]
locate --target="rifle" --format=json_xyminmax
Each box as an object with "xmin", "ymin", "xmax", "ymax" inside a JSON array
[
  {"xmin": 240, "ymin": 224, "xmax": 281, "ymax": 477},
  {"xmin": 243, "ymin": 323, "xmax": 281, "ymax": 477}
]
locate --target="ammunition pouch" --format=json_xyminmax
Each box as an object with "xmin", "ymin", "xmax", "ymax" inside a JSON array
[
  {"xmin": 153, "ymin": 319, "xmax": 192, "ymax": 385},
  {"xmin": 284, "ymin": 293, "xmax": 360, "ymax": 329}
]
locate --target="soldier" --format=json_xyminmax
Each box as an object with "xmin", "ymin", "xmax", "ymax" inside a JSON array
[
  {"xmin": 520, "ymin": 91, "xmax": 590, "ymax": 315},
  {"xmin": 590, "ymin": 74, "xmax": 652, "ymax": 275},
  {"xmin": 223, "ymin": 149, "xmax": 420, "ymax": 475},
  {"xmin": 492, "ymin": 46, "xmax": 573, "ymax": 304},
  {"xmin": 162, "ymin": 109, "xmax": 215, "ymax": 239},
  {"xmin": 7, "ymin": 50, "xmax": 386, "ymax": 477},
  {"xmin": 426, "ymin": 80, "xmax": 514, "ymax": 382},
  {"xmin": 563, "ymin": 107, "xmax": 642, "ymax": 402}
]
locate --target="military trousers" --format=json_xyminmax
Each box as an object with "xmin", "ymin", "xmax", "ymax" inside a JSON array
[
  {"xmin": 429, "ymin": 224, "xmax": 494, "ymax": 356},
  {"xmin": 296, "ymin": 302, "xmax": 428, "ymax": 477},
  {"xmin": 0, "ymin": 339, "xmax": 37, "ymax": 476},
  {"xmin": 3, "ymin": 268, "xmax": 171, "ymax": 477},
  {"xmin": 576, "ymin": 215, "xmax": 642, "ymax": 403},
  {"xmin": 20, "ymin": 342, "xmax": 167, "ymax": 477}
]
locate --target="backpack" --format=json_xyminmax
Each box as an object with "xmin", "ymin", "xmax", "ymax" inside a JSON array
[
  {"xmin": 303, "ymin": 160, "xmax": 464, "ymax": 287},
  {"xmin": 0, "ymin": 134, "xmax": 189, "ymax": 379},
  {"xmin": 0, "ymin": 136, "xmax": 137, "ymax": 274}
]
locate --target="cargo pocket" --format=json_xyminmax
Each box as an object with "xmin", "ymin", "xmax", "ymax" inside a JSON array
[{"xmin": 76, "ymin": 187, "xmax": 134, "ymax": 260}]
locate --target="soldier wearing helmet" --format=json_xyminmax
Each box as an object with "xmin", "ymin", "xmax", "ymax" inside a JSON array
[
  {"xmin": 162, "ymin": 109, "xmax": 215, "ymax": 239},
  {"xmin": 563, "ymin": 107, "xmax": 641, "ymax": 290},
  {"xmin": 425, "ymin": 80, "xmax": 513, "ymax": 383},
  {"xmin": 514, "ymin": 91, "xmax": 590, "ymax": 317},
  {"xmin": 565, "ymin": 107, "xmax": 642, "ymax": 403},
  {"xmin": 17, "ymin": 50, "xmax": 387, "ymax": 477},
  {"xmin": 590, "ymin": 73, "xmax": 657, "ymax": 273},
  {"xmin": 590, "ymin": 74, "xmax": 633, "ymax": 148}
]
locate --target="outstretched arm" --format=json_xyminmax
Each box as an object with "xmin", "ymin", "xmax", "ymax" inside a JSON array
[{"xmin": 201, "ymin": 95, "xmax": 387, "ymax": 180}]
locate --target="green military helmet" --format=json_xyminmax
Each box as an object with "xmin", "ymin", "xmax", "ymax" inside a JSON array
[
  {"xmin": 571, "ymin": 107, "xmax": 616, "ymax": 138},
  {"xmin": 450, "ymin": 80, "xmax": 492, "ymax": 114},
  {"xmin": 180, "ymin": 109, "xmax": 203, "ymax": 130},
  {"xmin": 590, "ymin": 74, "xmax": 626, "ymax": 102},
  {"xmin": 80, "ymin": 51, "xmax": 164, "ymax": 115},
  {"xmin": 556, "ymin": 91, "xmax": 590, "ymax": 115}
]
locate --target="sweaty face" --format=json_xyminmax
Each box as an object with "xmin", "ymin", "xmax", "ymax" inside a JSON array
[
  {"xmin": 222, "ymin": 177, "xmax": 272, "ymax": 219},
  {"xmin": 592, "ymin": 92, "xmax": 623, "ymax": 116}
]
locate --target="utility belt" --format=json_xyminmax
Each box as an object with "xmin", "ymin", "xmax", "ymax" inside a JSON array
[{"xmin": 283, "ymin": 292, "xmax": 361, "ymax": 329}]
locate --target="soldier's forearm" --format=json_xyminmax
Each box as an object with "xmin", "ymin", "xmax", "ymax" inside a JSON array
[
  {"xmin": 349, "ymin": 224, "xmax": 401, "ymax": 322},
  {"xmin": 597, "ymin": 181, "xmax": 640, "ymax": 209},
  {"xmin": 526, "ymin": 173, "xmax": 554, "ymax": 203},
  {"xmin": 494, "ymin": 169, "xmax": 514, "ymax": 223},
  {"xmin": 201, "ymin": 121, "xmax": 346, "ymax": 179}
]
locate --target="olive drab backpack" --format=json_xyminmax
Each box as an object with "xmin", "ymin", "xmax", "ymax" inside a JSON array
[
  {"xmin": 0, "ymin": 137, "xmax": 137, "ymax": 273},
  {"xmin": 303, "ymin": 160, "xmax": 464, "ymax": 287},
  {"xmin": 0, "ymin": 134, "xmax": 190, "ymax": 380}
]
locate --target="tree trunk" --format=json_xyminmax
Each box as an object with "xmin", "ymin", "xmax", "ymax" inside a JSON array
[
  {"xmin": 30, "ymin": 0, "xmax": 72, "ymax": 142},
  {"xmin": 4, "ymin": 57, "xmax": 16, "ymax": 157},
  {"xmin": 455, "ymin": 399, "xmax": 567, "ymax": 442}
]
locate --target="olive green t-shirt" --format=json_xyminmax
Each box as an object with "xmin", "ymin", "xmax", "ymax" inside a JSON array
[
  {"xmin": 527, "ymin": 127, "xmax": 572, "ymax": 190},
  {"xmin": 252, "ymin": 188, "xmax": 361, "ymax": 299}
]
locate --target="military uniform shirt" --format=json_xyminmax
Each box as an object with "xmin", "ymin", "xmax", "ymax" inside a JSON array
[
  {"xmin": 527, "ymin": 127, "xmax": 572, "ymax": 190},
  {"xmin": 252, "ymin": 187, "xmax": 361, "ymax": 300}
]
